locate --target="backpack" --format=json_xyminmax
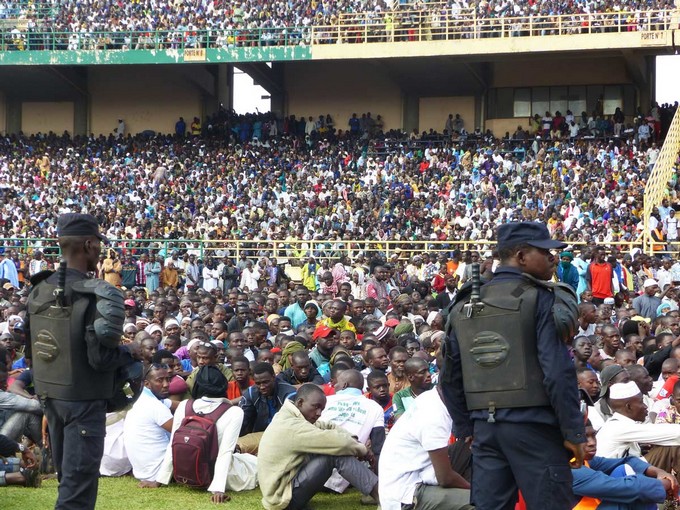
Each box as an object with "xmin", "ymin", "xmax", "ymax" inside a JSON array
[{"xmin": 171, "ymin": 400, "xmax": 230, "ymax": 488}]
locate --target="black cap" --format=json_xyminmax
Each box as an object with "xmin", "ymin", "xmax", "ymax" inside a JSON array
[
  {"xmin": 599, "ymin": 364, "xmax": 627, "ymax": 397},
  {"xmin": 191, "ymin": 365, "xmax": 228, "ymax": 399},
  {"xmin": 497, "ymin": 222, "xmax": 567, "ymax": 251},
  {"xmin": 56, "ymin": 213, "xmax": 108, "ymax": 242}
]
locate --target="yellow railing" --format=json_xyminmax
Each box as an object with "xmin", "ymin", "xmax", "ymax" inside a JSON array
[
  {"xmin": 643, "ymin": 107, "xmax": 680, "ymax": 253},
  {"xmin": 0, "ymin": 238, "xmax": 647, "ymax": 263},
  {"xmin": 312, "ymin": 8, "xmax": 675, "ymax": 45}
]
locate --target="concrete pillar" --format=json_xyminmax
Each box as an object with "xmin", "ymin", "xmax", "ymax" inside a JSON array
[
  {"xmin": 402, "ymin": 94, "xmax": 419, "ymax": 134},
  {"xmin": 474, "ymin": 93, "xmax": 486, "ymax": 132},
  {"xmin": 271, "ymin": 90, "xmax": 286, "ymax": 120},
  {"xmin": 73, "ymin": 95, "xmax": 88, "ymax": 136},
  {"xmin": 217, "ymin": 64, "xmax": 233, "ymax": 111},
  {"xmin": 5, "ymin": 97, "xmax": 21, "ymax": 135},
  {"xmin": 270, "ymin": 62, "xmax": 286, "ymax": 119},
  {"xmin": 645, "ymin": 56, "xmax": 655, "ymax": 107}
]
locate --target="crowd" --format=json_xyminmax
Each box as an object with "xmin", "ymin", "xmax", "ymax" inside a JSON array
[
  {"xmin": 0, "ymin": 84, "xmax": 675, "ymax": 508},
  {"xmin": 0, "ymin": 0, "xmax": 676, "ymax": 51},
  {"xmin": 4, "ymin": 224, "xmax": 680, "ymax": 507},
  {"xmin": 0, "ymin": 102, "xmax": 677, "ymax": 268}
]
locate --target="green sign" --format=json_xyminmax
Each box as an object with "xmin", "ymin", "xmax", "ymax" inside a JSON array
[{"xmin": 0, "ymin": 47, "xmax": 311, "ymax": 65}]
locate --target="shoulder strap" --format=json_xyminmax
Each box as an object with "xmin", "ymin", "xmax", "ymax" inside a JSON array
[
  {"xmin": 29, "ymin": 270, "xmax": 55, "ymax": 287},
  {"xmin": 204, "ymin": 402, "xmax": 230, "ymax": 423},
  {"xmin": 185, "ymin": 399, "xmax": 195, "ymax": 418}
]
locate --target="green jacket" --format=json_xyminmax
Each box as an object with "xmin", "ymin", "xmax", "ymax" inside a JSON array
[{"xmin": 258, "ymin": 399, "xmax": 367, "ymax": 510}]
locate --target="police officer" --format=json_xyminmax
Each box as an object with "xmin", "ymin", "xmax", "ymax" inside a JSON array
[
  {"xmin": 442, "ymin": 222, "xmax": 586, "ymax": 510},
  {"xmin": 25, "ymin": 214, "xmax": 141, "ymax": 510}
]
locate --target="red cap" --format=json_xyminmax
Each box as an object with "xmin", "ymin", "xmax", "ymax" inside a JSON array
[
  {"xmin": 124, "ymin": 299, "xmax": 136, "ymax": 307},
  {"xmin": 313, "ymin": 325, "xmax": 335, "ymax": 340},
  {"xmin": 385, "ymin": 318, "xmax": 400, "ymax": 328}
]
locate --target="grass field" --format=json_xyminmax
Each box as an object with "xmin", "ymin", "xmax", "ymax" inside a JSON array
[{"xmin": 4, "ymin": 476, "xmax": 365, "ymax": 509}]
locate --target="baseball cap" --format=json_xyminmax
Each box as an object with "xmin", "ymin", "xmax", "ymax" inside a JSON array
[
  {"xmin": 124, "ymin": 299, "xmax": 136, "ymax": 307},
  {"xmin": 599, "ymin": 364, "xmax": 628, "ymax": 397},
  {"xmin": 385, "ymin": 318, "xmax": 400, "ymax": 328},
  {"xmin": 312, "ymin": 325, "xmax": 335, "ymax": 340},
  {"xmin": 56, "ymin": 213, "xmax": 108, "ymax": 242},
  {"xmin": 496, "ymin": 222, "xmax": 567, "ymax": 251}
]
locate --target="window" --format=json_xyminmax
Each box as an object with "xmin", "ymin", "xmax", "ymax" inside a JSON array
[
  {"xmin": 550, "ymin": 86, "xmax": 568, "ymax": 116},
  {"xmin": 531, "ymin": 87, "xmax": 550, "ymax": 117},
  {"xmin": 491, "ymin": 85, "xmax": 633, "ymax": 119},
  {"xmin": 603, "ymin": 86, "xmax": 623, "ymax": 115},
  {"xmin": 513, "ymin": 88, "xmax": 531, "ymax": 117}
]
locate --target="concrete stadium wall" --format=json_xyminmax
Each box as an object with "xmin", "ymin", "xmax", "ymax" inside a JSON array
[
  {"xmin": 284, "ymin": 61, "xmax": 403, "ymax": 132},
  {"xmin": 419, "ymin": 97, "xmax": 475, "ymax": 133},
  {"xmin": 88, "ymin": 67, "xmax": 203, "ymax": 136},
  {"xmin": 22, "ymin": 101, "xmax": 74, "ymax": 135},
  {"xmin": 491, "ymin": 58, "xmax": 630, "ymax": 87}
]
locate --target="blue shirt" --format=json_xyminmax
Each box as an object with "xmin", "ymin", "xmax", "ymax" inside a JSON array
[{"xmin": 572, "ymin": 456, "xmax": 666, "ymax": 509}]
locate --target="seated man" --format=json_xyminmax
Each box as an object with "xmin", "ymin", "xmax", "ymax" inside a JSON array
[
  {"xmin": 227, "ymin": 355, "xmax": 254, "ymax": 405},
  {"xmin": 596, "ymin": 381, "xmax": 680, "ymax": 474},
  {"xmin": 320, "ymin": 369, "xmax": 385, "ymax": 494},
  {"xmin": 185, "ymin": 341, "xmax": 234, "ymax": 397},
  {"xmin": 573, "ymin": 420, "xmax": 676, "ymax": 509},
  {"xmin": 365, "ymin": 371, "xmax": 396, "ymax": 431},
  {"xmin": 0, "ymin": 367, "xmax": 42, "ymax": 447},
  {"xmin": 239, "ymin": 362, "xmax": 296, "ymax": 455},
  {"xmin": 258, "ymin": 383, "xmax": 379, "ymax": 510},
  {"xmin": 152, "ymin": 350, "xmax": 187, "ymax": 402},
  {"xmin": 123, "ymin": 363, "xmax": 173, "ymax": 487},
  {"xmin": 276, "ymin": 351, "xmax": 324, "ymax": 388},
  {"xmin": 379, "ymin": 385, "xmax": 472, "ymax": 510},
  {"xmin": 393, "ymin": 357, "xmax": 432, "ymax": 419},
  {"xmin": 0, "ymin": 432, "xmax": 40, "ymax": 487},
  {"xmin": 157, "ymin": 365, "xmax": 258, "ymax": 503}
]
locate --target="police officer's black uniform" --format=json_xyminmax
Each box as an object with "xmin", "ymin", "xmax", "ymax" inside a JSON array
[
  {"xmin": 25, "ymin": 214, "xmax": 138, "ymax": 510},
  {"xmin": 442, "ymin": 222, "xmax": 585, "ymax": 510}
]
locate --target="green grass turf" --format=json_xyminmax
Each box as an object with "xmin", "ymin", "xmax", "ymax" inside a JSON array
[{"xmin": 4, "ymin": 475, "xmax": 366, "ymax": 509}]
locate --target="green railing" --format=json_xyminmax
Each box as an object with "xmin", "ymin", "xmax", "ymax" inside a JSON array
[
  {"xmin": 0, "ymin": 27, "xmax": 312, "ymax": 52},
  {"xmin": 0, "ymin": 238, "xmax": 648, "ymax": 263},
  {"xmin": 0, "ymin": 8, "xmax": 675, "ymax": 53},
  {"xmin": 0, "ymin": 1, "xmax": 56, "ymax": 20}
]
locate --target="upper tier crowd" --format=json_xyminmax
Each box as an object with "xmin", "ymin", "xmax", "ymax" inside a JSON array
[
  {"xmin": 0, "ymin": 0, "xmax": 676, "ymax": 50},
  {"xmin": 0, "ymin": 102, "xmax": 677, "ymax": 260}
]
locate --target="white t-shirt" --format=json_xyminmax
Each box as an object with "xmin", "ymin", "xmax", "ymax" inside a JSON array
[
  {"xmin": 320, "ymin": 388, "xmax": 385, "ymax": 444},
  {"xmin": 321, "ymin": 388, "xmax": 384, "ymax": 492},
  {"xmin": 123, "ymin": 388, "xmax": 172, "ymax": 481},
  {"xmin": 379, "ymin": 389, "xmax": 452, "ymax": 510}
]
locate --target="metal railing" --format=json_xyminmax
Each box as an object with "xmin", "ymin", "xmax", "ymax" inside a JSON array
[
  {"xmin": 644, "ymin": 107, "xmax": 680, "ymax": 253},
  {"xmin": 0, "ymin": 238, "xmax": 650, "ymax": 263},
  {"xmin": 323, "ymin": 8, "xmax": 674, "ymax": 44},
  {"xmin": 0, "ymin": 1, "xmax": 55, "ymax": 20},
  {"xmin": 0, "ymin": 9, "xmax": 675, "ymax": 52}
]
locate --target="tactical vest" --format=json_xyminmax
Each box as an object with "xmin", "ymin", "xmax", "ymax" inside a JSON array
[
  {"xmin": 450, "ymin": 279, "xmax": 551, "ymax": 412},
  {"xmin": 28, "ymin": 278, "xmax": 118, "ymax": 401}
]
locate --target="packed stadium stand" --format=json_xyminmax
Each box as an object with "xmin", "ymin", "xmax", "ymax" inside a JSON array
[{"xmin": 4, "ymin": 2, "xmax": 680, "ymax": 509}]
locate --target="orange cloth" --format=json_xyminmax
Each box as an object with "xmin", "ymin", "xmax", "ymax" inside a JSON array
[
  {"xmin": 227, "ymin": 379, "xmax": 253, "ymax": 400},
  {"xmin": 572, "ymin": 462, "xmax": 601, "ymax": 509}
]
